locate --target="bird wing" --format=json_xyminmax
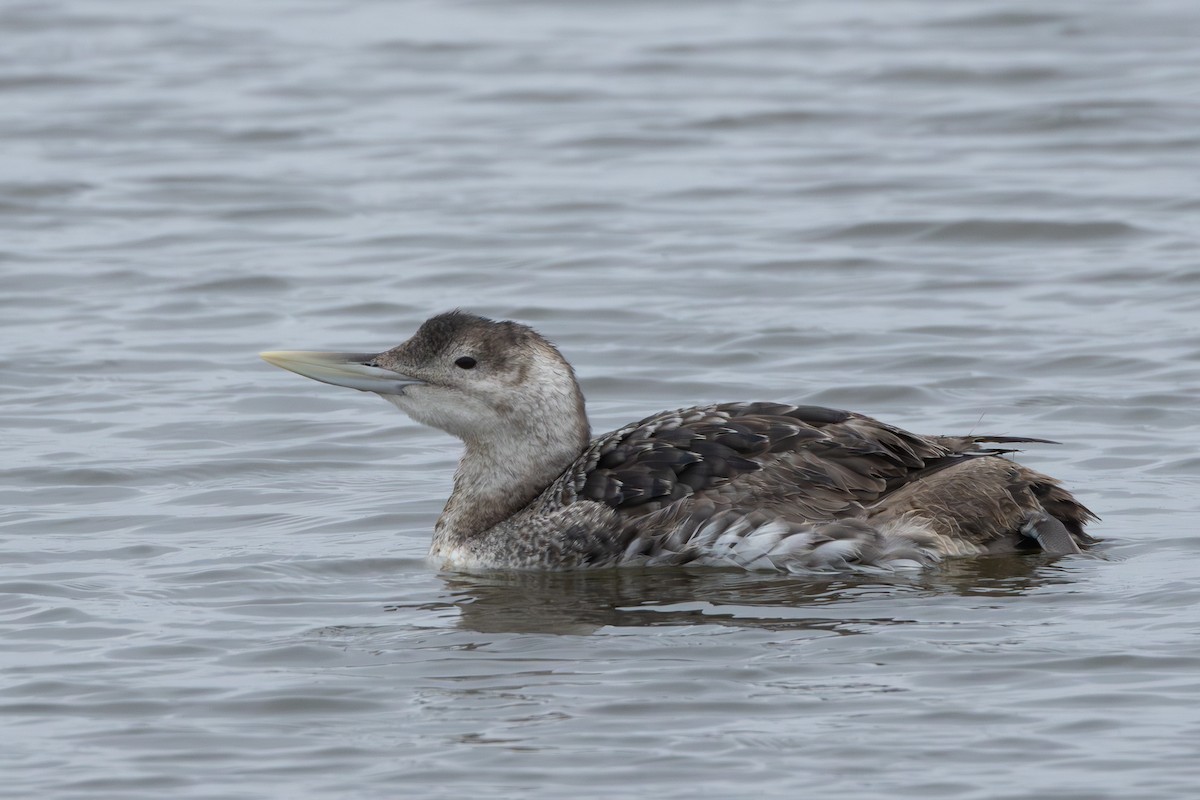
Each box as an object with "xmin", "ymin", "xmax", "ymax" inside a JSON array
[{"xmin": 550, "ymin": 402, "xmax": 1015, "ymax": 522}]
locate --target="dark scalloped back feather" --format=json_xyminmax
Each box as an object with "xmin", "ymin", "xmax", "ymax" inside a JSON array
[{"xmin": 555, "ymin": 402, "xmax": 974, "ymax": 520}]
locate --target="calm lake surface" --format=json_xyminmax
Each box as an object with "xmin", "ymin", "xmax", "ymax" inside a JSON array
[{"xmin": 3, "ymin": 0, "xmax": 1200, "ymax": 797}]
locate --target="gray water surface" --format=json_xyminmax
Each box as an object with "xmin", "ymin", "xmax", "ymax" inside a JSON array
[{"xmin": 4, "ymin": 1, "xmax": 1200, "ymax": 798}]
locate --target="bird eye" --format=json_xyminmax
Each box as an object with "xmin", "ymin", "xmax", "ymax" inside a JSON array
[{"xmin": 454, "ymin": 356, "xmax": 477, "ymax": 369}]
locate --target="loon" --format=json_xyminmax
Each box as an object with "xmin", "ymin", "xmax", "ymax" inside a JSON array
[{"xmin": 260, "ymin": 311, "xmax": 1096, "ymax": 572}]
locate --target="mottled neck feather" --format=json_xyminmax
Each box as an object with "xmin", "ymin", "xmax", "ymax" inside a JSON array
[{"xmin": 435, "ymin": 436, "xmax": 583, "ymax": 542}]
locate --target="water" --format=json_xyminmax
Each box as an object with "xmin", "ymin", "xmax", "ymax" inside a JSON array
[{"xmin": 3, "ymin": 0, "xmax": 1200, "ymax": 797}]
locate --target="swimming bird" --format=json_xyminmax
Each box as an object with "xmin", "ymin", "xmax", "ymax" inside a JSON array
[{"xmin": 260, "ymin": 311, "xmax": 1096, "ymax": 572}]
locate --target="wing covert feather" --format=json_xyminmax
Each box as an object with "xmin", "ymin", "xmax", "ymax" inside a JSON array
[{"xmin": 549, "ymin": 403, "xmax": 966, "ymax": 521}]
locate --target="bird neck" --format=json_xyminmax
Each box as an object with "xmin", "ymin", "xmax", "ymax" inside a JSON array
[{"xmin": 432, "ymin": 416, "xmax": 590, "ymax": 549}]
